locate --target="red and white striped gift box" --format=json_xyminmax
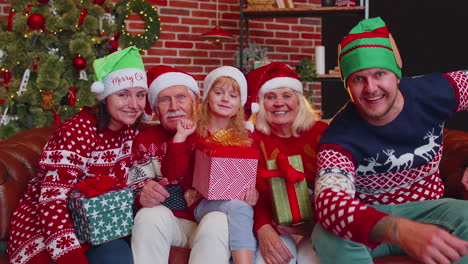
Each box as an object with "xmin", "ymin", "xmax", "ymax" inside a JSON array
[{"xmin": 193, "ymin": 142, "xmax": 259, "ymax": 200}]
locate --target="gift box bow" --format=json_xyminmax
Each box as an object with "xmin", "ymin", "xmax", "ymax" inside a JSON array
[
  {"xmin": 75, "ymin": 175, "xmax": 124, "ymax": 198},
  {"xmin": 261, "ymin": 153, "xmax": 305, "ymax": 183},
  {"xmin": 196, "ymin": 140, "xmax": 260, "ymax": 159}
]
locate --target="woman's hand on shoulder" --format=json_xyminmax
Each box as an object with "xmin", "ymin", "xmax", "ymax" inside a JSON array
[
  {"xmin": 242, "ymin": 187, "xmax": 259, "ymax": 206},
  {"xmin": 257, "ymin": 224, "xmax": 294, "ymax": 264}
]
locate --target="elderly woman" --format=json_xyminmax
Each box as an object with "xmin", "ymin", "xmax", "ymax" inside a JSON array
[
  {"xmin": 7, "ymin": 47, "xmax": 147, "ymax": 264},
  {"xmin": 246, "ymin": 62, "xmax": 328, "ymax": 264}
]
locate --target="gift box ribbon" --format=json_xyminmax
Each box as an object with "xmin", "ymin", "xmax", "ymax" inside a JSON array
[
  {"xmin": 75, "ymin": 175, "xmax": 123, "ymax": 198},
  {"xmin": 262, "ymin": 153, "xmax": 306, "ymax": 224}
]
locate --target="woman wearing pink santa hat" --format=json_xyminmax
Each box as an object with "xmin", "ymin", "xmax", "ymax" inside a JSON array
[{"xmin": 246, "ymin": 62, "xmax": 328, "ymax": 264}]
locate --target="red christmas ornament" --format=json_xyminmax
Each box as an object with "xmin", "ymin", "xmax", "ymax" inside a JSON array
[
  {"xmin": 77, "ymin": 8, "xmax": 87, "ymax": 28},
  {"xmin": 7, "ymin": 9, "xmax": 15, "ymax": 32},
  {"xmin": 53, "ymin": 113, "xmax": 61, "ymax": 124},
  {"xmin": 0, "ymin": 99, "xmax": 4, "ymax": 104},
  {"xmin": 68, "ymin": 87, "xmax": 77, "ymax": 106},
  {"xmin": 108, "ymin": 39, "xmax": 118, "ymax": 53},
  {"xmin": 27, "ymin": 13, "xmax": 46, "ymax": 29},
  {"xmin": 4, "ymin": 71, "xmax": 11, "ymax": 85},
  {"xmin": 93, "ymin": 0, "xmax": 105, "ymax": 5},
  {"xmin": 38, "ymin": 0, "xmax": 49, "ymax": 3},
  {"xmin": 72, "ymin": 56, "xmax": 87, "ymax": 71}
]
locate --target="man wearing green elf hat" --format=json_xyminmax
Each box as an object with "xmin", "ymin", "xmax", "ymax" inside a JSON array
[{"xmin": 312, "ymin": 17, "xmax": 468, "ymax": 263}]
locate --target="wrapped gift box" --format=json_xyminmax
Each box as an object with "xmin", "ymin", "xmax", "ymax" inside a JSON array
[
  {"xmin": 69, "ymin": 188, "xmax": 133, "ymax": 245},
  {"xmin": 335, "ymin": 0, "xmax": 356, "ymax": 7},
  {"xmin": 161, "ymin": 185, "xmax": 188, "ymax": 211},
  {"xmin": 193, "ymin": 142, "xmax": 259, "ymax": 200},
  {"xmin": 267, "ymin": 155, "xmax": 312, "ymax": 225}
]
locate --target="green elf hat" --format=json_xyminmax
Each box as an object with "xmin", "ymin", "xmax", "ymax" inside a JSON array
[
  {"xmin": 338, "ymin": 17, "xmax": 403, "ymax": 86},
  {"xmin": 91, "ymin": 46, "xmax": 148, "ymax": 101}
]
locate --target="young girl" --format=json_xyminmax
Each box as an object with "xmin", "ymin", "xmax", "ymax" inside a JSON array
[{"xmin": 164, "ymin": 66, "xmax": 258, "ymax": 264}]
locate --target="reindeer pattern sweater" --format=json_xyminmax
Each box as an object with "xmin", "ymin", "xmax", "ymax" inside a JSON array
[
  {"xmin": 315, "ymin": 71, "xmax": 468, "ymax": 248},
  {"xmin": 7, "ymin": 109, "xmax": 137, "ymax": 264}
]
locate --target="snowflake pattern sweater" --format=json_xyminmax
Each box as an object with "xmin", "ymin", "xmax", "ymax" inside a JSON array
[
  {"xmin": 7, "ymin": 108, "xmax": 138, "ymax": 264},
  {"xmin": 253, "ymin": 121, "xmax": 328, "ymax": 233},
  {"xmin": 315, "ymin": 71, "xmax": 468, "ymax": 248}
]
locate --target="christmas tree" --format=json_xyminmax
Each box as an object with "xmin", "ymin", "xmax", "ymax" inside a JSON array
[{"xmin": 0, "ymin": 0, "xmax": 118, "ymax": 139}]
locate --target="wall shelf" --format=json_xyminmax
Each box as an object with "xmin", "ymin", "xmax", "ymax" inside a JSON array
[{"xmin": 238, "ymin": 1, "xmax": 368, "ymax": 72}]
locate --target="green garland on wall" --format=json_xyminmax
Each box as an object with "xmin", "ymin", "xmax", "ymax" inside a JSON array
[{"xmin": 114, "ymin": 0, "xmax": 161, "ymax": 51}]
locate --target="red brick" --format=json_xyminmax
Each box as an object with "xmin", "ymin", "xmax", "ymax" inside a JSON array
[
  {"xmin": 163, "ymin": 57, "xmax": 192, "ymax": 65},
  {"xmin": 301, "ymin": 32, "xmax": 321, "ymax": 39},
  {"xmin": 300, "ymin": 17, "xmax": 321, "ymax": 25},
  {"xmin": 170, "ymin": 1, "xmax": 198, "ymax": 8},
  {"xmin": 292, "ymin": 25, "xmax": 316, "ymax": 32},
  {"xmin": 193, "ymin": 58, "xmax": 223, "ymax": 65},
  {"xmin": 265, "ymin": 38, "xmax": 290, "ymax": 46},
  {"xmin": 276, "ymin": 31, "xmax": 301, "ymax": 38},
  {"xmin": 143, "ymin": 56, "xmax": 162, "ymax": 65},
  {"xmin": 179, "ymin": 49, "xmax": 209, "ymax": 57},
  {"xmin": 276, "ymin": 46, "xmax": 301, "ymax": 53},
  {"xmin": 181, "ymin": 17, "xmax": 207, "ymax": 25},
  {"xmin": 291, "ymin": 39, "xmax": 314, "ymax": 46},
  {"xmin": 165, "ymin": 41, "xmax": 194, "ymax": 49},
  {"xmin": 266, "ymin": 23, "xmax": 290, "ymax": 31},
  {"xmin": 159, "ymin": 7, "xmax": 191, "ymax": 16},
  {"xmin": 147, "ymin": 48, "xmax": 177, "ymax": 56},
  {"xmin": 163, "ymin": 24, "xmax": 191, "ymax": 33},
  {"xmin": 160, "ymin": 16, "xmax": 180, "ymax": 24}
]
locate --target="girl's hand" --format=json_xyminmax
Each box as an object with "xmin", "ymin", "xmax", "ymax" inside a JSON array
[
  {"xmin": 242, "ymin": 187, "xmax": 259, "ymax": 206},
  {"xmin": 173, "ymin": 119, "xmax": 196, "ymax": 143}
]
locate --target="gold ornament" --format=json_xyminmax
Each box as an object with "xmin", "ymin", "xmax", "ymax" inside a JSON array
[{"xmin": 41, "ymin": 90, "xmax": 56, "ymax": 110}]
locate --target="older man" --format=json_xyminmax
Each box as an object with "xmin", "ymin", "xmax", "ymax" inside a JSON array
[
  {"xmin": 129, "ymin": 66, "xmax": 229, "ymax": 264},
  {"xmin": 312, "ymin": 17, "xmax": 468, "ymax": 264}
]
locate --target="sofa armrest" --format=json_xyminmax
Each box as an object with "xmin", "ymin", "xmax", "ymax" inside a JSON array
[
  {"xmin": 440, "ymin": 129, "xmax": 468, "ymax": 200},
  {"xmin": 0, "ymin": 125, "xmax": 57, "ymax": 241}
]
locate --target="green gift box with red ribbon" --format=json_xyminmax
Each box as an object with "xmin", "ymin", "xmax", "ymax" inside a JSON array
[{"xmin": 266, "ymin": 154, "xmax": 312, "ymax": 225}]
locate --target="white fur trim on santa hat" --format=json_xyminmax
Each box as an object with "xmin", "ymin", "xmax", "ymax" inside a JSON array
[
  {"xmin": 258, "ymin": 76, "xmax": 303, "ymax": 99},
  {"xmin": 94, "ymin": 68, "xmax": 147, "ymax": 101},
  {"xmin": 148, "ymin": 71, "xmax": 199, "ymax": 110},
  {"xmin": 203, "ymin": 66, "xmax": 247, "ymax": 106}
]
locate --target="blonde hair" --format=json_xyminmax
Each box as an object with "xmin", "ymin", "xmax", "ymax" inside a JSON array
[
  {"xmin": 196, "ymin": 77, "xmax": 250, "ymax": 141},
  {"xmin": 254, "ymin": 89, "xmax": 320, "ymax": 137}
]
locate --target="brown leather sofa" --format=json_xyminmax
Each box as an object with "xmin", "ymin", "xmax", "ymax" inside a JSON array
[{"xmin": 1, "ymin": 125, "xmax": 467, "ymax": 264}]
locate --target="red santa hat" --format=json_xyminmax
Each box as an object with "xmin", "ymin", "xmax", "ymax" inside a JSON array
[
  {"xmin": 246, "ymin": 62, "xmax": 303, "ymax": 113},
  {"xmin": 146, "ymin": 65, "xmax": 200, "ymax": 113}
]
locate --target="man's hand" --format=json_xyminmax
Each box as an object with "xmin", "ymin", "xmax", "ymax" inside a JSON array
[
  {"xmin": 371, "ymin": 216, "xmax": 468, "ymax": 264},
  {"xmin": 257, "ymin": 224, "xmax": 294, "ymax": 264},
  {"xmin": 139, "ymin": 178, "xmax": 170, "ymax": 208},
  {"xmin": 242, "ymin": 187, "xmax": 259, "ymax": 206},
  {"xmin": 173, "ymin": 119, "xmax": 196, "ymax": 143},
  {"xmin": 461, "ymin": 167, "xmax": 468, "ymax": 191}
]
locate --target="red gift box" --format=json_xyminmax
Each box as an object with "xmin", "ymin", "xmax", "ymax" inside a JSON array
[{"xmin": 193, "ymin": 141, "xmax": 259, "ymax": 200}]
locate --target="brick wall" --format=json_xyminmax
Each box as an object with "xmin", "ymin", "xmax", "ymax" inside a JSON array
[{"xmin": 0, "ymin": 0, "xmax": 323, "ymax": 110}]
